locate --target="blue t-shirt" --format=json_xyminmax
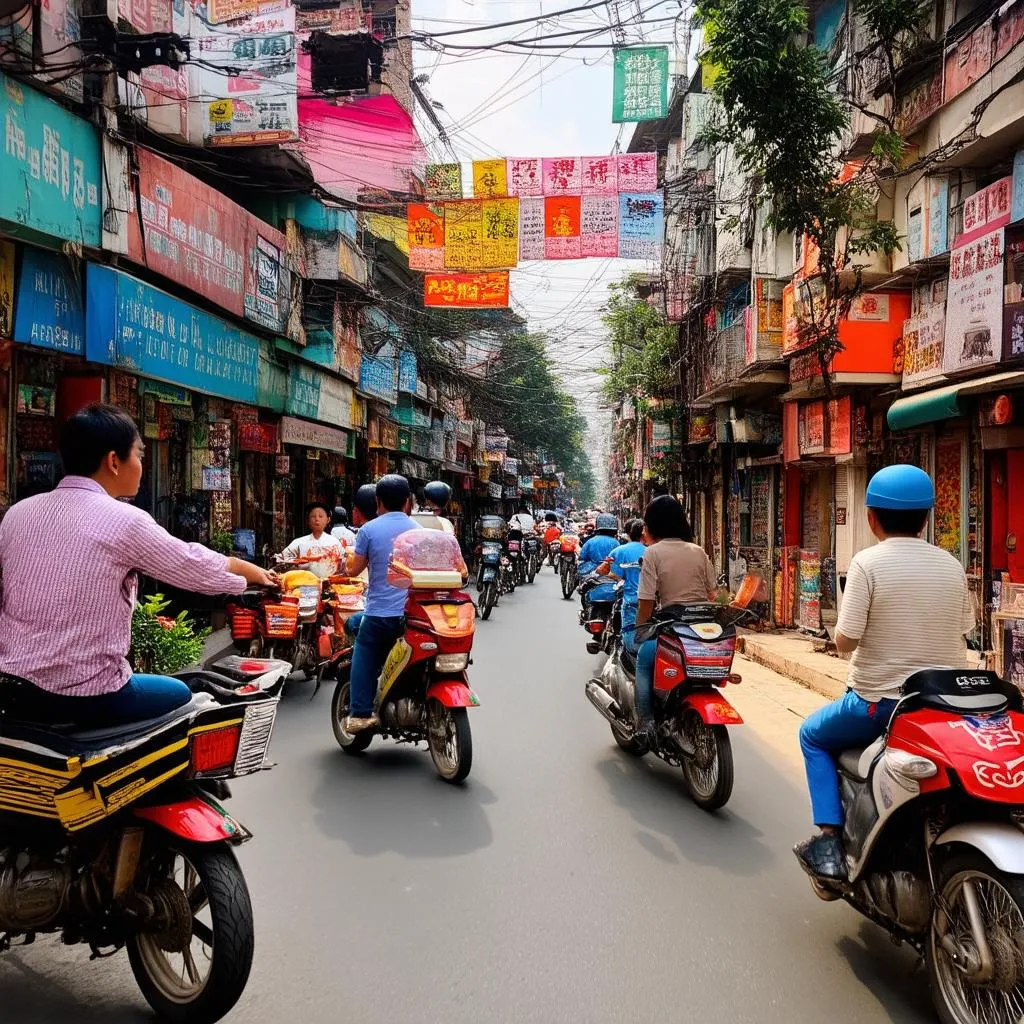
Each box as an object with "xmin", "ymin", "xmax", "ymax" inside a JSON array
[
  {"xmin": 579, "ymin": 534, "xmax": 619, "ymax": 575},
  {"xmin": 608, "ymin": 540, "xmax": 646, "ymax": 608},
  {"xmin": 355, "ymin": 511, "xmax": 418, "ymax": 617}
]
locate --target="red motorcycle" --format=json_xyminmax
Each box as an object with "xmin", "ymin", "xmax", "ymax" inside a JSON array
[
  {"xmin": 802, "ymin": 669, "xmax": 1024, "ymax": 1024},
  {"xmin": 586, "ymin": 602, "xmax": 750, "ymax": 810},
  {"xmin": 329, "ymin": 532, "xmax": 479, "ymax": 783}
]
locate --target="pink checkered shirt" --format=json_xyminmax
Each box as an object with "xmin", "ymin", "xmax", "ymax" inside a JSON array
[{"xmin": 0, "ymin": 477, "xmax": 246, "ymax": 696}]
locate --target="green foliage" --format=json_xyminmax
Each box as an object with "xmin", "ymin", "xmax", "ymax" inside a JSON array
[
  {"xmin": 600, "ymin": 277, "xmax": 678, "ymax": 404},
  {"xmin": 209, "ymin": 529, "xmax": 234, "ymax": 554},
  {"xmin": 130, "ymin": 593, "xmax": 210, "ymax": 675}
]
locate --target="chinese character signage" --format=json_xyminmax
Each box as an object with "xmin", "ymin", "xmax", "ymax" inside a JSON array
[
  {"xmin": 359, "ymin": 343, "xmax": 397, "ymax": 404},
  {"xmin": 424, "ymin": 272, "xmax": 510, "ymax": 309},
  {"xmin": 407, "ymin": 203, "xmax": 444, "ymax": 270},
  {"xmin": 13, "ymin": 248, "xmax": 84, "ymax": 355},
  {"xmin": 472, "ymin": 159, "xmax": 507, "ymax": 198},
  {"xmin": 0, "ymin": 73, "xmax": 101, "ymax": 244},
  {"xmin": 901, "ymin": 304, "xmax": 946, "ymax": 388},
  {"xmin": 85, "ymin": 264, "xmax": 261, "ymax": 403},
  {"xmin": 443, "ymin": 199, "xmax": 519, "ymax": 270},
  {"xmin": 618, "ymin": 193, "xmax": 663, "ymax": 259},
  {"xmin": 544, "ymin": 196, "xmax": 581, "ymax": 259},
  {"xmin": 612, "ymin": 46, "xmax": 669, "ymax": 123},
  {"xmin": 944, "ymin": 228, "xmax": 1003, "ymax": 374}
]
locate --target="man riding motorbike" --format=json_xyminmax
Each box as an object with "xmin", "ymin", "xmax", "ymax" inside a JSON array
[
  {"xmin": 633, "ymin": 497, "xmax": 718, "ymax": 737},
  {"xmin": 577, "ymin": 513, "xmax": 621, "ymax": 618},
  {"xmin": 597, "ymin": 517, "xmax": 646, "ymax": 641},
  {"xmin": 794, "ymin": 464, "xmax": 975, "ymax": 880},
  {"xmin": 342, "ymin": 475, "xmax": 420, "ymax": 733},
  {"xmin": 0, "ymin": 403, "xmax": 278, "ymax": 726},
  {"xmin": 412, "ymin": 480, "xmax": 456, "ymax": 535}
]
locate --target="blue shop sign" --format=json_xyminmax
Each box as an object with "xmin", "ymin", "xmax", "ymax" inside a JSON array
[
  {"xmin": 0, "ymin": 73, "xmax": 102, "ymax": 245},
  {"xmin": 398, "ymin": 349, "xmax": 418, "ymax": 393},
  {"xmin": 13, "ymin": 247, "xmax": 84, "ymax": 354},
  {"xmin": 286, "ymin": 362, "xmax": 321, "ymax": 420},
  {"xmin": 85, "ymin": 264, "xmax": 261, "ymax": 403},
  {"xmin": 359, "ymin": 343, "xmax": 397, "ymax": 404}
]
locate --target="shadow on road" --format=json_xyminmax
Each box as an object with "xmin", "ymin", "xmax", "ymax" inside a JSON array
[
  {"xmin": 309, "ymin": 747, "xmax": 497, "ymax": 859},
  {"xmin": 835, "ymin": 925, "xmax": 932, "ymax": 1022}
]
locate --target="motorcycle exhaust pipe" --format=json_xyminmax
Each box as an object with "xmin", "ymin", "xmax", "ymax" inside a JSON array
[{"xmin": 585, "ymin": 678, "xmax": 623, "ymax": 724}]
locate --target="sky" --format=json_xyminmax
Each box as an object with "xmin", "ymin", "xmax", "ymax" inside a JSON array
[{"xmin": 408, "ymin": 0, "xmax": 686, "ymax": 498}]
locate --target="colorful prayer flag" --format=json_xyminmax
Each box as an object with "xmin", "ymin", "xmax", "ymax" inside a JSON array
[
  {"xmin": 508, "ymin": 157, "xmax": 543, "ymax": 196},
  {"xmin": 581, "ymin": 156, "xmax": 617, "ymax": 195},
  {"xmin": 472, "ymin": 159, "xmax": 508, "ymax": 198},
  {"xmin": 580, "ymin": 195, "xmax": 618, "ymax": 257},
  {"xmin": 618, "ymin": 192, "xmax": 663, "ymax": 260},
  {"xmin": 424, "ymin": 163, "xmax": 463, "ymax": 200},
  {"xmin": 519, "ymin": 197, "xmax": 545, "ymax": 260},
  {"xmin": 616, "ymin": 152, "xmax": 658, "ymax": 192},
  {"xmin": 542, "ymin": 157, "xmax": 581, "ymax": 196},
  {"xmin": 407, "ymin": 203, "xmax": 444, "ymax": 271},
  {"xmin": 424, "ymin": 272, "xmax": 510, "ymax": 308},
  {"xmin": 444, "ymin": 199, "xmax": 483, "ymax": 269},
  {"xmin": 544, "ymin": 195, "xmax": 582, "ymax": 259}
]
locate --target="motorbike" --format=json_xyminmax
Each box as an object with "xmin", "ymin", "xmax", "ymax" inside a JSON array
[
  {"xmin": 523, "ymin": 534, "xmax": 540, "ymax": 584},
  {"xmin": 477, "ymin": 539, "xmax": 504, "ymax": 620},
  {"xmin": 330, "ymin": 532, "xmax": 479, "ymax": 783},
  {"xmin": 548, "ymin": 538, "xmax": 560, "ymax": 569},
  {"xmin": 578, "ymin": 574, "xmax": 620, "ymax": 655},
  {"xmin": 507, "ymin": 530, "xmax": 527, "ymax": 587},
  {"xmin": 800, "ymin": 668, "xmax": 1024, "ymax": 1024},
  {"xmin": 585, "ymin": 602, "xmax": 751, "ymax": 811},
  {"xmin": 0, "ymin": 657, "xmax": 285, "ymax": 1023},
  {"xmin": 558, "ymin": 533, "xmax": 580, "ymax": 600}
]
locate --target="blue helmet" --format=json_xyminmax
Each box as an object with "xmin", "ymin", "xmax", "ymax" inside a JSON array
[
  {"xmin": 595, "ymin": 513, "xmax": 618, "ymax": 532},
  {"xmin": 865, "ymin": 464, "xmax": 935, "ymax": 511}
]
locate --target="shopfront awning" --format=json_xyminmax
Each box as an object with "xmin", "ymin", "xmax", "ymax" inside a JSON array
[{"xmin": 887, "ymin": 371, "xmax": 1024, "ymax": 432}]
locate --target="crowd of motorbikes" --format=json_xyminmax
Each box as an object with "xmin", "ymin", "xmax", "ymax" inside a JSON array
[{"xmin": 5, "ymin": 505, "xmax": 1024, "ymax": 1024}]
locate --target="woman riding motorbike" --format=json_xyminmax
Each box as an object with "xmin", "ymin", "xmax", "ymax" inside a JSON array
[{"xmin": 632, "ymin": 496, "xmax": 718, "ymax": 737}]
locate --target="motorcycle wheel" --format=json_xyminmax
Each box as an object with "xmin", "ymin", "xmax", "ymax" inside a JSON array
[
  {"xmin": 679, "ymin": 709, "xmax": 734, "ymax": 811},
  {"xmin": 560, "ymin": 563, "xmax": 573, "ymax": 600},
  {"xmin": 526, "ymin": 557, "xmax": 537, "ymax": 584},
  {"xmin": 927, "ymin": 852, "xmax": 1024, "ymax": 1024},
  {"xmin": 426, "ymin": 699, "xmax": 472, "ymax": 783},
  {"xmin": 127, "ymin": 842, "xmax": 253, "ymax": 1024},
  {"xmin": 480, "ymin": 580, "xmax": 497, "ymax": 620},
  {"xmin": 330, "ymin": 681, "xmax": 373, "ymax": 753}
]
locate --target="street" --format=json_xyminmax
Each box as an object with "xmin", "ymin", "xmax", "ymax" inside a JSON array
[{"xmin": 2, "ymin": 571, "xmax": 935, "ymax": 1024}]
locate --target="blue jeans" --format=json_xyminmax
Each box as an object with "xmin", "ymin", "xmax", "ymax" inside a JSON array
[
  {"xmin": 344, "ymin": 611, "xmax": 364, "ymax": 639},
  {"xmin": 799, "ymin": 690, "xmax": 898, "ymax": 827},
  {"xmin": 22, "ymin": 674, "xmax": 192, "ymax": 727},
  {"xmin": 348, "ymin": 615, "xmax": 404, "ymax": 717},
  {"xmin": 634, "ymin": 638, "xmax": 657, "ymax": 723}
]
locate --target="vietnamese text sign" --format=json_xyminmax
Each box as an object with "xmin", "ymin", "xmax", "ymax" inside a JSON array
[
  {"xmin": 618, "ymin": 193, "xmax": 663, "ymax": 259},
  {"xmin": 519, "ymin": 197, "xmax": 545, "ymax": 260},
  {"xmin": 944, "ymin": 227, "xmax": 1003, "ymax": 374},
  {"xmin": 472, "ymin": 158, "xmax": 507, "ymax": 198},
  {"xmin": 424, "ymin": 272, "xmax": 510, "ymax": 308},
  {"xmin": 544, "ymin": 196, "xmax": 581, "ymax": 259},
  {"xmin": 0, "ymin": 73, "xmax": 101, "ymax": 244},
  {"xmin": 580, "ymin": 196, "xmax": 618, "ymax": 257},
  {"xmin": 85, "ymin": 264, "xmax": 261, "ymax": 403},
  {"xmin": 407, "ymin": 203, "xmax": 444, "ymax": 270},
  {"xmin": 13, "ymin": 247, "xmax": 84, "ymax": 354},
  {"xmin": 612, "ymin": 46, "xmax": 669, "ymax": 123},
  {"xmin": 424, "ymin": 163, "xmax": 462, "ymax": 200}
]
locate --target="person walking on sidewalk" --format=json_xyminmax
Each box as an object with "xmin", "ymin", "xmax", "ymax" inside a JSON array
[{"xmin": 795, "ymin": 464, "xmax": 976, "ymax": 880}]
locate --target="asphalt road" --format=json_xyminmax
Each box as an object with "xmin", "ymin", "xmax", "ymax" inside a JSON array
[{"xmin": 2, "ymin": 568, "xmax": 937, "ymax": 1023}]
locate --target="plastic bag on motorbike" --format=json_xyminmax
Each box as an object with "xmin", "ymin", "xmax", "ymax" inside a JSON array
[{"xmin": 388, "ymin": 530, "xmax": 464, "ymax": 589}]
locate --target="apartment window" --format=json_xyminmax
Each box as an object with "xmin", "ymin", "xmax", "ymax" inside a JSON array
[{"xmin": 373, "ymin": 9, "xmax": 397, "ymax": 39}]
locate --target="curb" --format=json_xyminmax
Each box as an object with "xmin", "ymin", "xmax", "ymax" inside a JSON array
[{"xmin": 737, "ymin": 635, "xmax": 846, "ymax": 702}]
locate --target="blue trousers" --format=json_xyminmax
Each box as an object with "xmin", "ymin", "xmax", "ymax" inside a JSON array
[
  {"xmin": 799, "ymin": 690, "xmax": 898, "ymax": 827},
  {"xmin": 344, "ymin": 611, "xmax": 364, "ymax": 638},
  {"xmin": 348, "ymin": 615, "xmax": 404, "ymax": 717},
  {"xmin": 24, "ymin": 674, "xmax": 192, "ymax": 727},
  {"xmin": 634, "ymin": 638, "xmax": 657, "ymax": 723}
]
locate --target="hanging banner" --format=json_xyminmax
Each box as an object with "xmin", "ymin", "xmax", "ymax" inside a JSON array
[
  {"xmin": 424, "ymin": 163, "xmax": 463, "ymax": 200},
  {"xmin": 472, "ymin": 159, "xmax": 508, "ymax": 199},
  {"xmin": 544, "ymin": 196, "xmax": 582, "ymax": 259},
  {"xmin": 618, "ymin": 193, "xmax": 664, "ymax": 259},
  {"xmin": 482, "ymin": 198, "xmax": 519, "ymax": 267},
  {"xmin": 407, "ymin": 202, "xmax": 445, "ymax": 271},
  {"xmin": 580, "ymin": 196, "xmax": 618, "ymax": 257},
  {"xmin": 424, "ymin": 272, "xmax": 510, "ymax": 309},
  {"xmin": 543, "ymin": 157, "xmax": 582, "ymax": 196},
  {"xmin": 519, "ymin": 198, "xmax": 545, "ymax": 260},
  {"xmin": 443, "ymin": 199, "xmax": 518, "ymax": 269},
  {"xmin": 901, "ymin": 303, "xmax": 946, "ymax": 388},
  {"xmin": 508, "ymin": 157, "xmax": 542, "ymax": 197},
  {"xmin": 581, "ymin": 156, "xmax": 618, "ymax": 195},
  {"xmin": 944, "ymin": 227, "xmax": 1003, "ymax": 374},
  {"xmin": 617, "ymin": 153, "xmax": 658, "ymax": 193},
  {"xmin": 612, "ymin": 46, "xmax": 669, "ymax": 123}
]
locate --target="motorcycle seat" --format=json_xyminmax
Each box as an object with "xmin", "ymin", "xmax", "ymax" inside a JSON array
[
  {"xmin": 838, "ymin": 736, "xmax": 886, "ymax": 781},
  {"xmin": 0, "ymin": 692, "xmax": 215, "ymax": 755},
  {"xmin": 900, "ymin": 668, "xmax": 1020, "ymax": 715}
]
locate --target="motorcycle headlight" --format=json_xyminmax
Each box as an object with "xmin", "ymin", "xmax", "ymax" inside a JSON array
[{"xmin": 435, "ymin": 653, "xmax": 469, "ymax": 672}]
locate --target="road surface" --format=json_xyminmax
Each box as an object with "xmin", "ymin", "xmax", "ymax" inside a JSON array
[{"xmin": 2, "ymin": 569, "xmax": 934, "ymax": 1023}]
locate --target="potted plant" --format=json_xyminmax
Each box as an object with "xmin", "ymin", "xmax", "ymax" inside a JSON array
[
  {"xmin": 210, "ymin": 529, "xmax": 234, "ymax": 554},
  {"xmin": 129, "ymin": 593, "xmax": 211, "ymax": 674}
]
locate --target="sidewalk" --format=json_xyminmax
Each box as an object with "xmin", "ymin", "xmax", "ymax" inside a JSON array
[{"xmin": 737, "ymin": 630, "xmax": 986, "ymax": 701}]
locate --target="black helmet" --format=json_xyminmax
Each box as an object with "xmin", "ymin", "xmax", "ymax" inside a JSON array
[
  {"xmin": 354, "ymin": 484, "xmax": 377, "ymax": 521},
  {"xmin": 544, "ymin": 512, "xmax": 557, "ymax": 523},
  {"xmin": 423, "ymin": 480, "xmax": 452, "ymax": 510}
]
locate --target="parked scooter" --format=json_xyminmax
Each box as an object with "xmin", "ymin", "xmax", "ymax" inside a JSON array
[
  {"xmin": 799, "ymin": 669, "xmax": 1024, "ymax": 1024},
  {"xmin": 330, "ymin": 530, "xmax": 479, "ymax": 783},
  {"xmin": 585, "ymin": 602, "xmax": 753, "ymax": 810},
  {"xmin": 0, "ymin": 660, "xmax": 284, "ymax": 1023}
]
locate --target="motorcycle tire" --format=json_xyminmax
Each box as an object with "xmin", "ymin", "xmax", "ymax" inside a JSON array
[
  {"xmin": 330, "ymin": 681, "xmax": 373, "ymax": 753},
  {"xmin": 426, "ymin": 699, "xmax": 473, "ymax": 784},
  {"xmin": 526, "ymin": 558, "xmax": 537, "ymax": 584},
  {"xmin": 927, "ymin": 852, "xmax": 1024, "ymax": 1024},
  {"xmin": 560, "ymin": 563, "xmax": 574, "ymax": 600},
  {"xmin": 127, "ymin": 842, "xmax": 253, "ymax": 1024},
  {"xmin": 480, "ymin": 581, "xmax": 497, "ymax": 620},
  {"xmin": 679, "ymin": 709, "xmax": 734, "ymax": 811}
]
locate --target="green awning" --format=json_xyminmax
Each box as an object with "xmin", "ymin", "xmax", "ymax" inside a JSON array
[{"xmin": 887, "ymin": 371, "xmax": 1024, "ymax": 432}]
